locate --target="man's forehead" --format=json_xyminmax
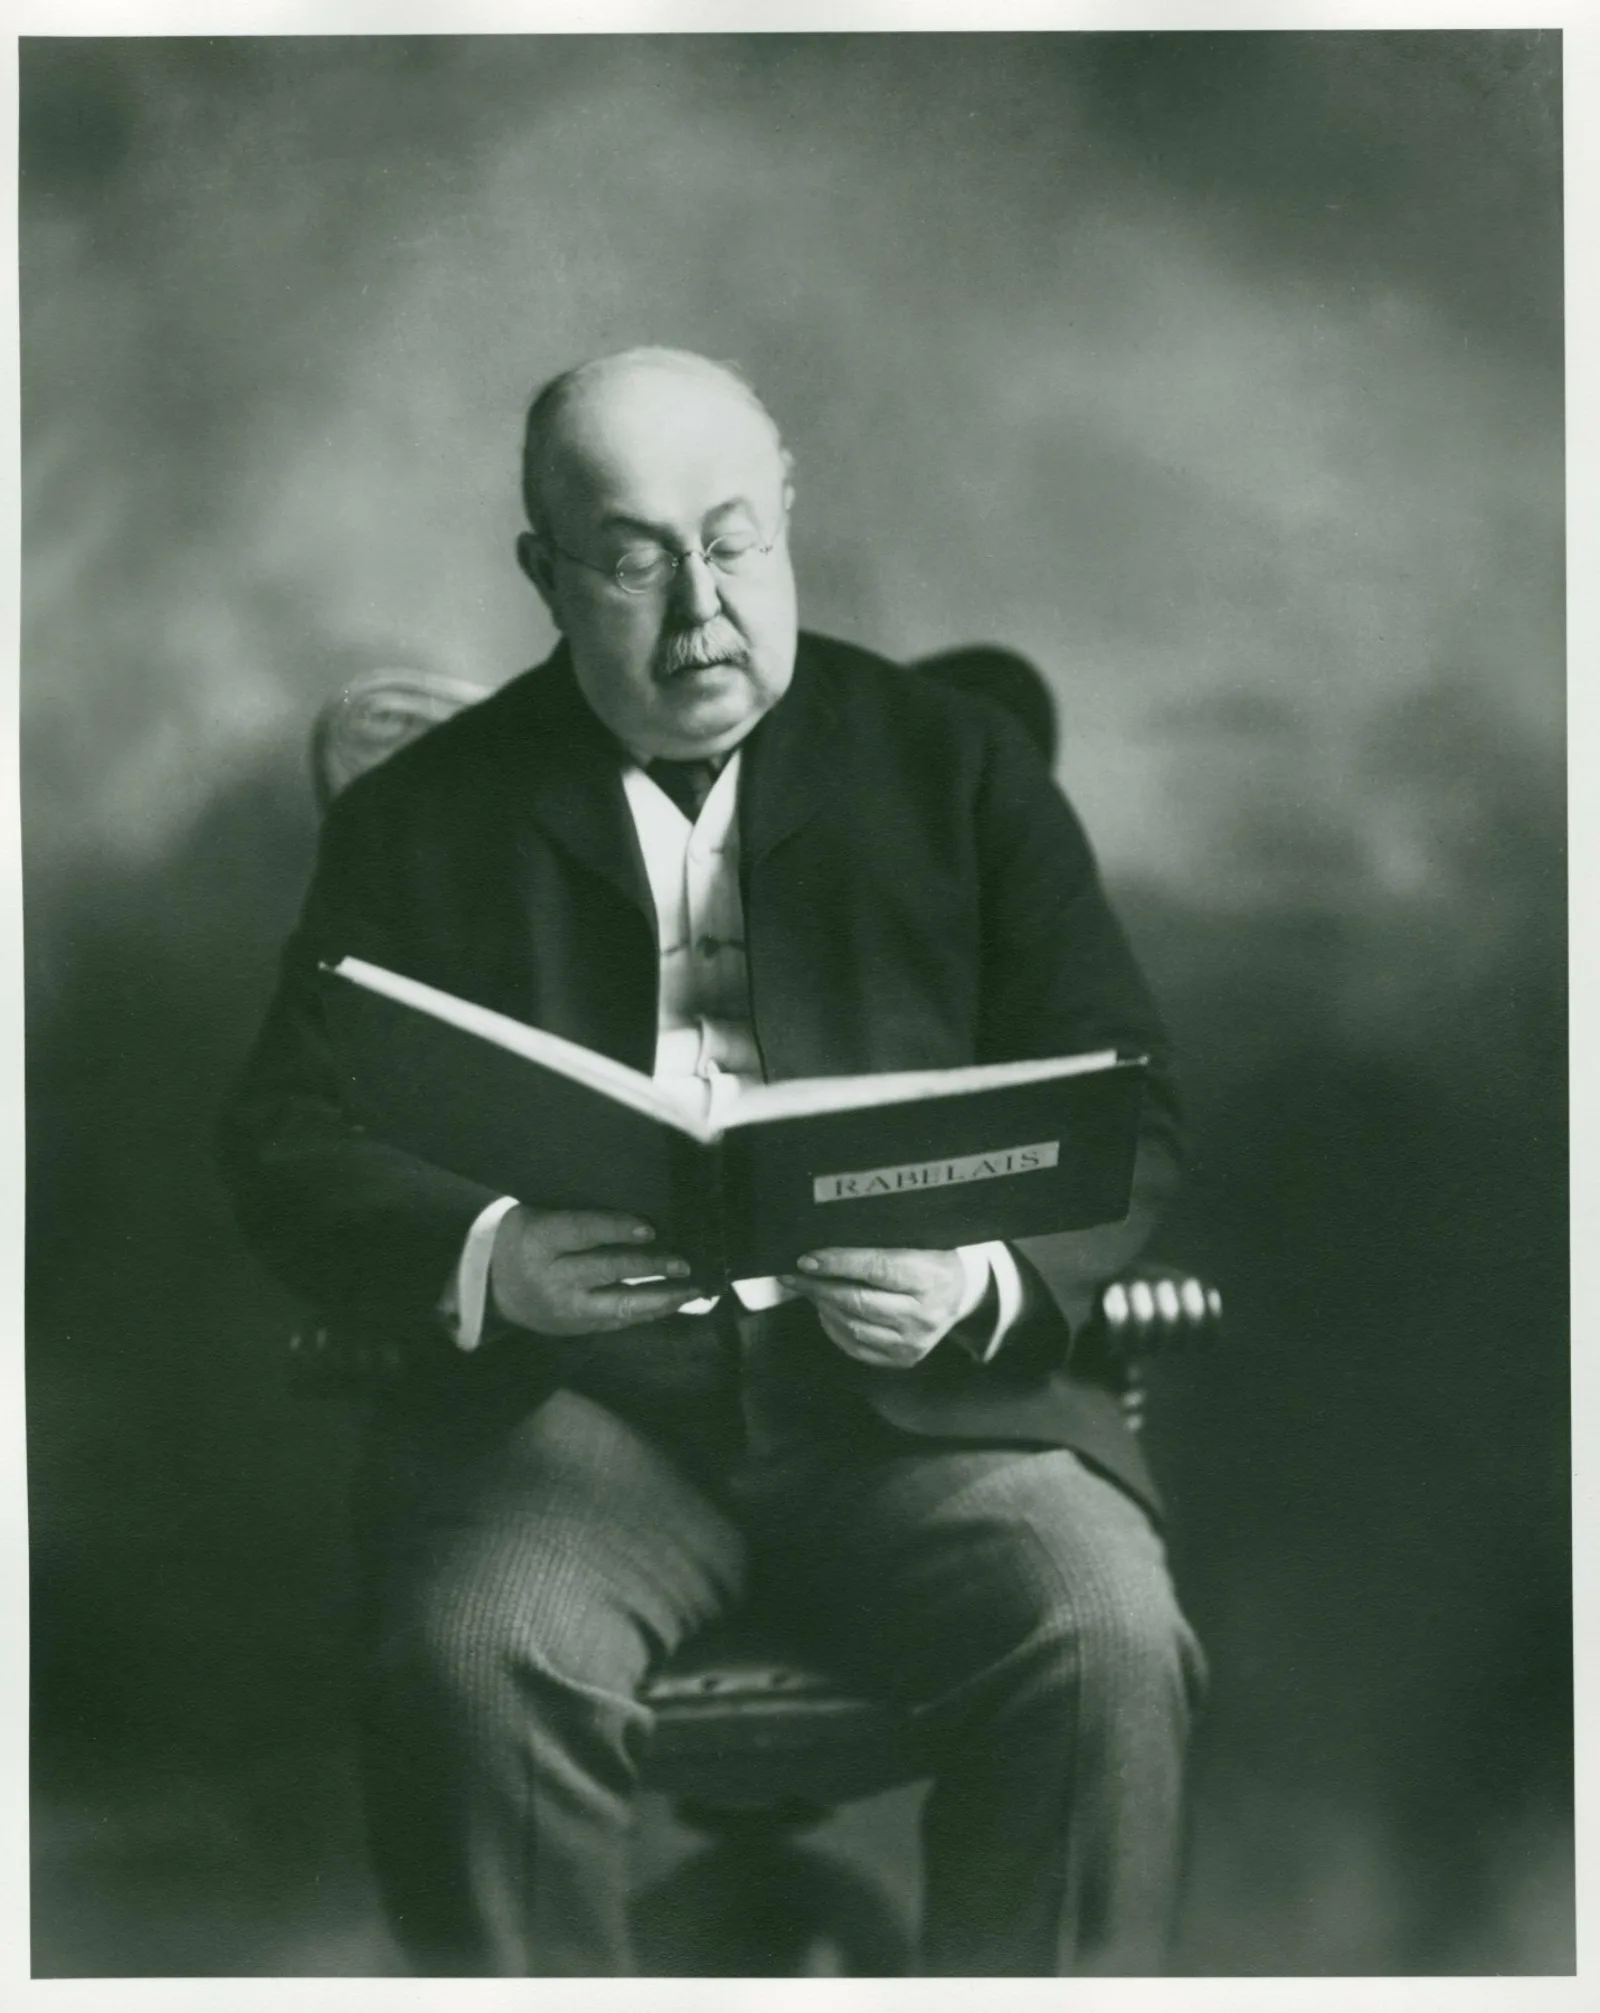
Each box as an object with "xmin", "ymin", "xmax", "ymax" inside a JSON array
[{"xmin": 542, "ymin": 364, "xmax": 785, "ymax": 528}]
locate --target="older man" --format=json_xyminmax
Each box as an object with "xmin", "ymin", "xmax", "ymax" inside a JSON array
[{"xmin": 222, "ymin": 347, "xmax": 1204, "ymax": 1976}]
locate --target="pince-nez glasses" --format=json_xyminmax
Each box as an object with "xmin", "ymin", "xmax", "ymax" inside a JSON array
[{"xmin": 544, "ymin": 517, "xmax": 786, "ymax": 597}]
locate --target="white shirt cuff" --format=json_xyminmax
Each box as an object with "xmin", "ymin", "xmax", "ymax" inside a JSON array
[
  {"xmin": 439, "ymin": 1196, "xmax": 521, "ymax": 1352},
  {"xmin": 952, "ymin": 1241, "xmax": 1027, "ymax": 1363}
]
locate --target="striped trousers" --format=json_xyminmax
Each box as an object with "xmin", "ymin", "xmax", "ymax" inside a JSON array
[{"xmin": 350, "ymin": 1307, "xmax": 1206, "ymax": 1975}]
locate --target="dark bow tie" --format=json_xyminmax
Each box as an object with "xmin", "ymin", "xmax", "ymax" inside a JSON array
[{"xmin": 645, "ymin": 757, "xmax": 723, "ymax": 823}]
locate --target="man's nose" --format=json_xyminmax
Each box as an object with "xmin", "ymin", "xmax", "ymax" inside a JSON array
[{"xmin": 671, "ymin": 550, "xmax": 723, "ymax": 625}]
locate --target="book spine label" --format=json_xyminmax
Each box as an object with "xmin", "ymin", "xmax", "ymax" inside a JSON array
[{"xmin": 813, "ymin": 1138, "xmax": 1061, "ymax": 1203}]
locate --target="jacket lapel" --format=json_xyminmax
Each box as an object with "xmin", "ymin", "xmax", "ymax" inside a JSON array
[
  {"xmin": 737, "ymin": 636, "xmax": 845, "ymax": 867},
  {"xmin": 508, "ymin": 647, "xmax": 655, "ymax": 930}
]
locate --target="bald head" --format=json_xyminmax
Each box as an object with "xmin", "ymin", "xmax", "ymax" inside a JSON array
[
  {"xmin": 520, "ymin": 348, "xmax": 788, "ymax": 533},
  {"xmin": 514, "ymin": 347, "xmax": 799, "ymax": 760}
]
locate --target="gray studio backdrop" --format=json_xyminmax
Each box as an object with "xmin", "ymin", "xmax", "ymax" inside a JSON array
[{"xmin": 22, "ymin": 33, "xmax": 1567, "ymax": 1975}]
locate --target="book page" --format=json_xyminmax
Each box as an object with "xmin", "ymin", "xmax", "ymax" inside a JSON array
[
  {"xmin": 331, "ymin": 960, "xmax": 1126, "ymax": 1144},
  {"xmin": 722, "ymin": 1048, "xmax": 1124, "ymax": 1130},
  {"xmin": 328, "ymin": 957, "xmax": 717, "ymax": 1141}
]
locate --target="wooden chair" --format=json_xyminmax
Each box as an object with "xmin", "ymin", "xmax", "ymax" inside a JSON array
[{"xmin": 291, "ymin": 668, "xmax": 1221, "ymax": 1975}]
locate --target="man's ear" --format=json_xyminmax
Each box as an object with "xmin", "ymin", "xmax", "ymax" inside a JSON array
[{"xmin": 516, "ymin": 531, "xmax": 561, "ymax": 623}]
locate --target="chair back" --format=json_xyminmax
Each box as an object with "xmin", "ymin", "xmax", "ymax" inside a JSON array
[{"xmin": 310, "ymin": 668, "xmax": 491, "ymax": 810}]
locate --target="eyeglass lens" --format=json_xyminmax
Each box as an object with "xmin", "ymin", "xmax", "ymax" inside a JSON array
[{"xmin": 615, "ymin": 534, "xmax": 766, "ymax": 593}]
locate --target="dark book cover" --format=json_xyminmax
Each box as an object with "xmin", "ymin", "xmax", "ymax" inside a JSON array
[
  {"xmin": 322, "ymin": 960, "xmax": 1144, "ymax": 1286},
  {"xmin": 719, "ymin": 1068, "xmax": 1144, "ymax": 1278}
]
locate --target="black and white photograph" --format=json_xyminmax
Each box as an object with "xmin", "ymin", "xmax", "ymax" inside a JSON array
[{"xmin": 16, "ymin": 17, "xmax": 1577, "ymax": 1989}]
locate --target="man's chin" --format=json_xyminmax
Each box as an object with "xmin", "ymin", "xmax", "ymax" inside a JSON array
[{"xmin": 650, "ymin": 671, "xmax": 770, "ymax": 753}]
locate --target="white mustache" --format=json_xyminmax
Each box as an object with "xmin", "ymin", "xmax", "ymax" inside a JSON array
[{"xmin": 654, "ymin": 618, "xmax": 751, "ymax": 677}]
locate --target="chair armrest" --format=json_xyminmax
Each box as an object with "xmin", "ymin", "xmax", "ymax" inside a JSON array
[
  {"xmin": 1076, "ymin": 1263, "xmax": 1222, "ymax": 1432},
  {"xmin": 1090, "ymin": 1263, "xmax": 1223, "ymax": 1369}
]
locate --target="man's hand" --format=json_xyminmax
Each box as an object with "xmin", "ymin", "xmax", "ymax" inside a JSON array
[
  {"xmin": 489, "ymin": 1207, "xmax": 703, "ymax": 1336},
  {"xmin": 778, "ymin": 1247, "xmax": 969, "ymax": 1370}
]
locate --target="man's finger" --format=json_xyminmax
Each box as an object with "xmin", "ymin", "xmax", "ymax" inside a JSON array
[
  {"xmin": 820, "ymin": 1313, "xmax": 921, "ymax": 1362},
  {"xmin": 564, "ymin": 1247, "xmax": 693, "ymax": 1291},
  {"xmin": 839, "ymin": 1339, "xmax": 920, "ymax": 1365},
  {"xmin": 590, "ymin": 1282, "xmax": 703, "ymax": 1329},
  {"xmin": 544, "ymin": 1211, "xmax": 659, "ymax": 1254},
  {"xmin": 796, "ymin": 1248, "xmax": 928, "ymax": 1292},
  {"xmin": 782, "ymin": 1275, "xmax": 918, "ymax": 1327}
]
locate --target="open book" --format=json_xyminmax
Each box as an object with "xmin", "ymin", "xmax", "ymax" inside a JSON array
[{"xmin": 322, "ymin": 957, "xmax": 1147, "ymax": 1286}]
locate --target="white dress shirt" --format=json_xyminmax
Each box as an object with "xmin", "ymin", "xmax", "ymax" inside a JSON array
[{"xmin": 444, "ymin": 749, "xmax": 1025, "ymax": 1355}]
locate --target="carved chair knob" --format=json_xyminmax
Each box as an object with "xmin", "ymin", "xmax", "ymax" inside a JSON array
[{"xmin": 1088, "ymin": 1263, "xmax": 1222, "ymax": 1432}]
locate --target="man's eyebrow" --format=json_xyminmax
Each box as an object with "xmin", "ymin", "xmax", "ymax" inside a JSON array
[
  {"xmin": 595, "ymin": 498, "xmax": 760, "ymax": 542},
  {"xmin": 595, "ymin": 512, "xmax": 671, "ymax": 540}
]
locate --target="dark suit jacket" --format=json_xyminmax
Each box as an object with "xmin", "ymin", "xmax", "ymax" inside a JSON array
[{"xmin": 221, "ymin": 633, "xmax": 1184, "ymax": 1518}]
